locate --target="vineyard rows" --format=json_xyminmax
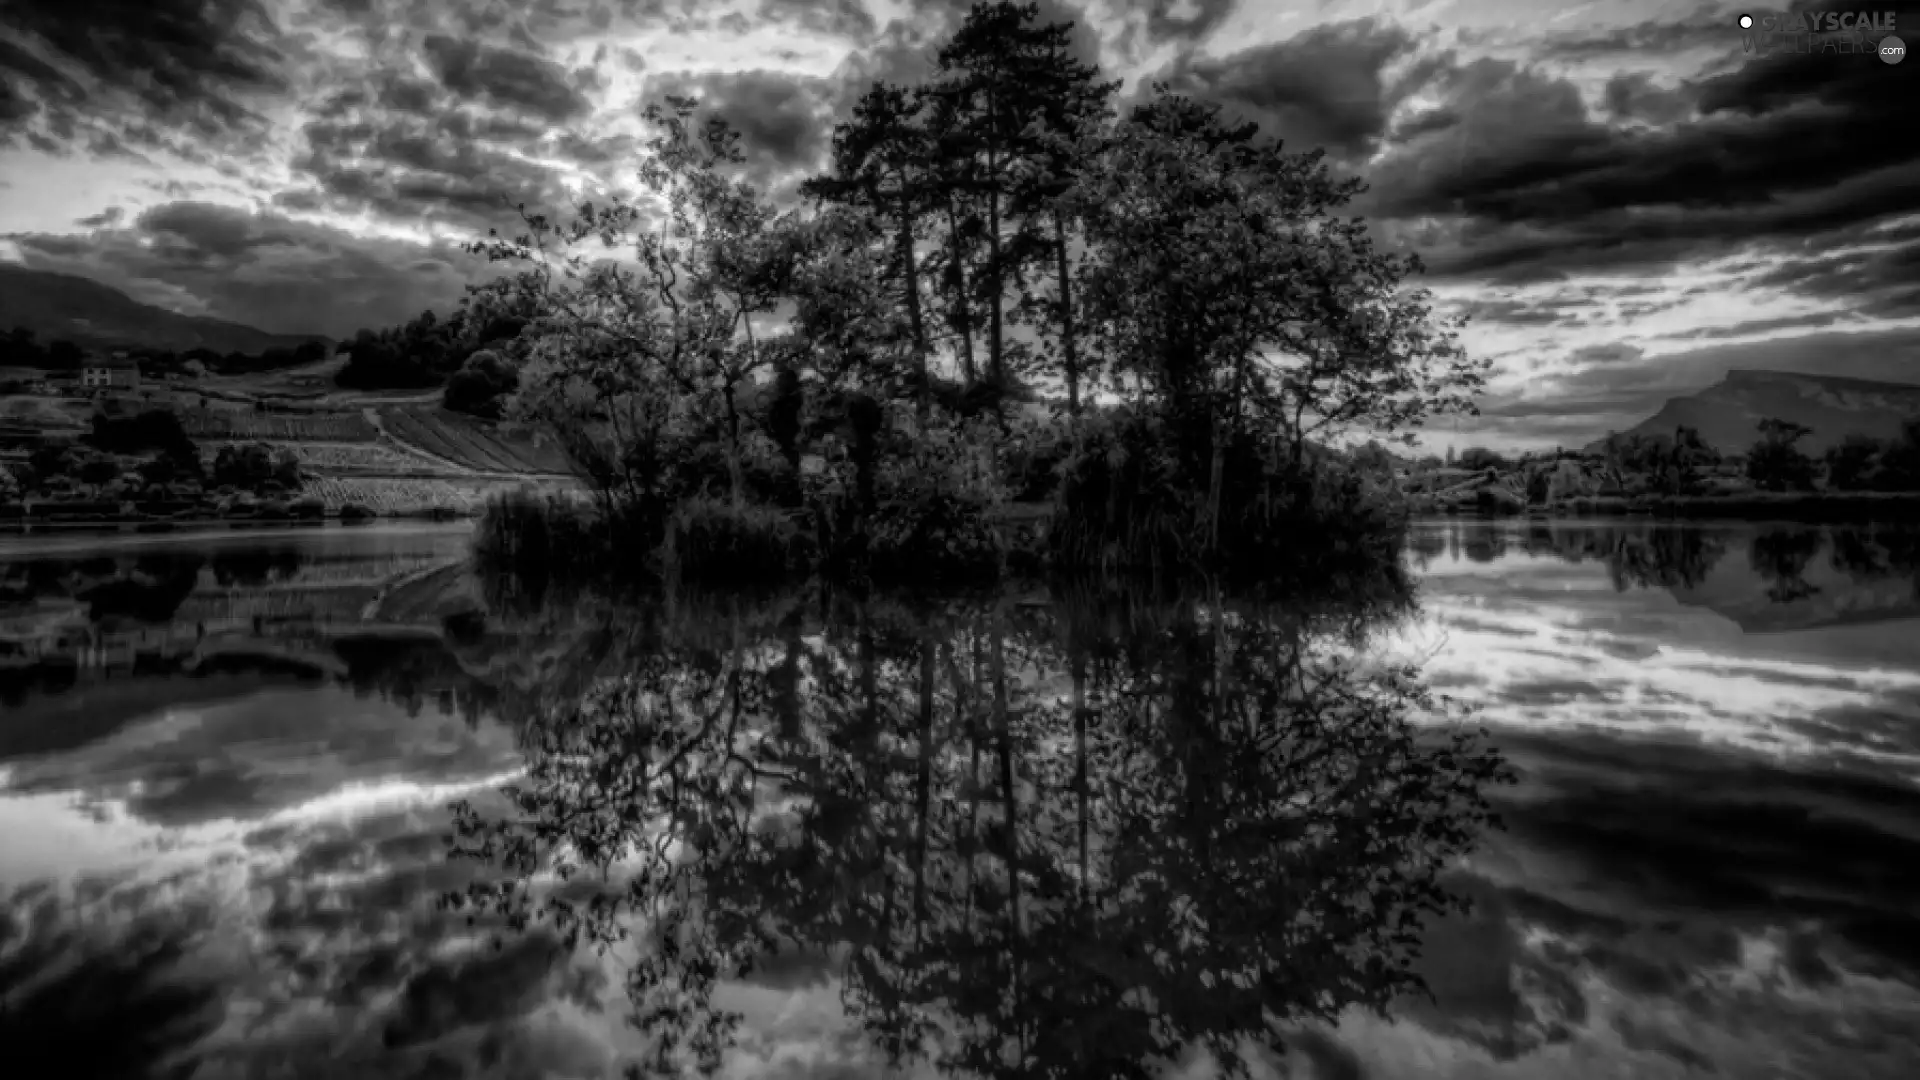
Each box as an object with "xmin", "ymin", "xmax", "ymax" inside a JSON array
[
  {"xmin": 226, "ymin": 441, "xmax": 458, "ymax": 474},
  {"xmin": 175, "ymin": 588, "xmax": 383, "ymax": 623},
  {"xmin": 302, "ymin": 476, "xmax": 562, "ymax": 512},
  {"xmin": 183, "ymin": 410, "xmax": 380, "ymax": 442},
  {"xmin": 379, "ymin": 407, "xmax": 573, "ymax": 473}
]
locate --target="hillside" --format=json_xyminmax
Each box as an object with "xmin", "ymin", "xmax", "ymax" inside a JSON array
[
  {"xmin": 1596, "ymin": 369, "xmax": 1920, "ymax": 455},
  {"xmin": 0, "ymin": 264, "xmax": 328, "ymax": 354}
]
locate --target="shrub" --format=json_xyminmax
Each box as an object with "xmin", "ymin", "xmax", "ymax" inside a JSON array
[
  {"xmin": 865, "ymin": 408, "xmax": 1008, "ymax": 583},
  {"xmin": 473, "ymin": 487, "xmax": 605, "ymax": 578},
  {"xmin": 339, "ymin": 502, "xmax": 377, "ymax": 523},
  {"xmin": 1474, "ymin": 486, "xmax": 1525, "ymax": 515},
  {"xmin": 256, "ymin": 500, "xmax": 291, "ymax": 520},
  {"xmin": 1825, "ymin": 434, "xmax": 1883, "ymax": 491},
  {"xmin": 1048, "ymin": 409, "xmax": 1408, "ymax": 580},
  {"xmin": 290, "ymin": 496, "xmax": 326, "ymax": 519},
  {"xmin": 1048, "ymin": 410, "xmax": 1194, "ymax": 575},
  {"xmin": 443, "ymin": 349, "xmax": 520, "ymax": 418},
  {"xmin": 661, "ymin": 496, "xmax": 812, "ymax": 585}
]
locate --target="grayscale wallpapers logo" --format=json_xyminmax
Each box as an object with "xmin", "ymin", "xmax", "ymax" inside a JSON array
[{"xmin": 1737, "ymin": 9, "xmax": 1904, "ymax": 61}]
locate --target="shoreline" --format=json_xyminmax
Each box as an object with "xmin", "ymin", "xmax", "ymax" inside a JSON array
[{"xmin": 1409, "ymin": 491, "xmax": 1920, "ymax": 522}]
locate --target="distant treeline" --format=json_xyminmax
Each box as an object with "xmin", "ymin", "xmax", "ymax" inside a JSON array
[
  {"xmin": 0, "ymin": 326, "xmax": 330, "ymax": 377},
  {"xmin": 335, "ymin": 305, "xmax": 530, "ymax": 409}
]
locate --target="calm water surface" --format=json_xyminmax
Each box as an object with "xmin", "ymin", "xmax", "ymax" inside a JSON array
[{"xmin": 2, "ymin": 519, "xmax": 1918, "ymax": 1079}]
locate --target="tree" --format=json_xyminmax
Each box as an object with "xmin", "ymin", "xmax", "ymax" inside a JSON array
[
  {"xmin": 1745, "ymin": 418, "xmax": 1817, "ymax": 492},
  {"xmin": 801, "ymin": 83, "xmax": 941, "ymax": 415},
  {"xmin": 46, "ymin": 339, "xmax": 83, "ymax": 371},
  {"xmin": 77, "ymin": 454, "xmax": 120, "ymax": 494},
  {"xmin": 28, "ymin": 441, "xmax": 77, "ymax": 481},
  {"xmin": 1455, "ymin": 446, "xmax": 1507, "ymax": 472},
  {"xmin": 477, "ymin": 97, "xmax": 803, "ymax": 519},
  {"xmin": 1074, "ymin": 86, "xmax": 1484, "ymax": 543},
  {"xmin": 443, "ymin": 349, "xmax": 520, "ymax": 418},
  {"xmin": 1878, "ymin": 418, "xmax": 1920, "ymax": 490},
  {"xmin": 1823, "ymin": 433, "xmax": 1882, "ymax": 491},
  {"xmin": 924, "ymin": 1, "xmax": 1114, "ymax": 397},
  {"xmin": 211, "ymin": 442, "xmax": 301, "ymax": 493}
]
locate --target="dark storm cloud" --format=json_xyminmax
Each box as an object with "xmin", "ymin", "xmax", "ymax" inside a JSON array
[
  {"xmin": 5, "ymin": 201, "xmax": 495, "ymax": 338},
  {"xmin": 75, "ymin": 206, "xmax": 125, "ymax": 229},
  {"xmin": 1744, "ymin": 218, "xmax": 1920, "ymax": 318},
  {"xmin": 1531, "ymin": 5, "xmax": 1742, "ymax": 59},
  {"xmin": 1141, "ymin": 18, "xmax": 1424, "ymax": 162},
  {"xmin": 286, "ymin": 81, "xmax": 578, "ymax": 234},
  {"xmin": 420, "ymin": 34, "xmax": 592, "ymax": 123},
  {"xmin": 0, "ymin": 0, "xmax": 289, "ymax": 155},
  {"xmin": 1104, "ymin": 0, "xmax": 1241, "ymax": 61},
  {"xmin": 1601, "ymin": 71, "xmax": 1691, "ymax": 125},
  {"xmin": 1452, "ymin": 294, "xmax": 1598, "ymax": 328},
  {"xmin": 1364, "ymin": 1, "xmax": 1920, "ymax": 286},
  {"xmin": 644, "ymin": 68, "xmax": 838, "ymax": 187},
  {"xmin": 758, "ymin": 0, "xmax": 879, "ymax": 38}
]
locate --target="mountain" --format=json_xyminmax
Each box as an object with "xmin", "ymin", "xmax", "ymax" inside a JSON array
[
  {"xmin": 0, "ymin": 264, "xmax": 328, "ymax": 354},
  {"xmin": 1593, "ymin": 369, "xmax": 1920, "ymax": 455}
]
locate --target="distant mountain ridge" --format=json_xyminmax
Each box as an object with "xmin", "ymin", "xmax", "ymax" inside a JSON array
[
  {"xmin": 0, "ymin": 264, "xmax": 328, "ymax": 354},
  {"xmin": 1593, "ymin": 368, "xmax": 1920, "ymax": 454}
]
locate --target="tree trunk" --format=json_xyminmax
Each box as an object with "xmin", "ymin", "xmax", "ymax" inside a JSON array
[
  {"xmin": 899, "ymin": 199, "xmax": 931, "ymax": 420},
  {"xmin": 985, "ymin": 152, "xmax": 1005, "ymax": 389},
  {"xmin": 1053, "ymin": 208, "xmax": 1079, "ymax": 417},
  {"xmin": 722, "ymin": 377, "xmax": 745, "ymax": 511},
  {"xmin": 991, "ymin": 618, "xmax": 1021, "ymax": 938},
  {"xmin": 944, "ymin": 194, "xmax": 978, "ymax": 386},
  {"xmin": 913, "ymin": 633, "xmax": 935, "ymax": 945}
]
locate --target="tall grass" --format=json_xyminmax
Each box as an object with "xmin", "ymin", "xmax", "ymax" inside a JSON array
[
  {"xmin": 660, "ymin": 496, "xmax": 815, "ymax": 585},
  {"xmin": 472, "ymin": 487, "xmax": 607, "ymax": 579}
]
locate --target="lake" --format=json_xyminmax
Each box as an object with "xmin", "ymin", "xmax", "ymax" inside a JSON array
[{"xmin": 2, "ymin": 519, "xmax": 1918, "ymax": 1079}]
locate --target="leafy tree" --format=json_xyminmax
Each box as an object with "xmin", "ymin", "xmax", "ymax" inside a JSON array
[
  {"xmin": 46, "ymin": 339, "xmax": 83, "ymax": 371},
  {"xmin": 1455, "ymin": 446, "xmax": 1507, "ymax": 472},
  {"xmin": 1878, "ymin": 418, "xmax": 1920, "ymax": 490},
  {"xmin": 84, "ymin": 409, "xmax": 197, "ymax": 461},
  {"xmin": 1744, "ymin": 417, "xmax": 1817, "ymax": 492},
  {"xmin": 1824, "ymin": 433, "xmax": 1883, "ymax": 491},
  {"xmin": 476, "ymin": 97, "xmax": 802, "ymax": 518},
  {"xmin": 442, "ymin": 349, "xmax": 520, "ymax": 418},
  {"xmin": 801, "ymin": 83, "xmax": 941, "ymax": 414},
  {"xmin": 1073, "ymin": 86, "xmax": 1483, "ymax": 545},
  {"xmin": 909, "ymin": 2, "xmax": 1116, "ymax": 401},
  {"xmin": 28, "ymin": 440, "xmax": 77, "ymax": 481},
  {"xmin": 77, "ymin": 454, "xmax": 120, "ymax": 494},
  {"xmin": 211, "ymin": 443, "xmax": 301, "ymax": 493}
]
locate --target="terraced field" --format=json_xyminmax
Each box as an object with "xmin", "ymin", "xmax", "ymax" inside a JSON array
[
  {"xmin": 183, "ymin": 409, "xmax": 381, "ymax": 441},
  {"xmin": 379, "ymin": 407, "xmax": 573, "ymax": 473},
  {"xmin": 231, "ymin": 441, "xmax": 458, "ymax": 475},
  {"xmin": 302, "ymin": 476, "xmax": 577, "ymax": 513}
]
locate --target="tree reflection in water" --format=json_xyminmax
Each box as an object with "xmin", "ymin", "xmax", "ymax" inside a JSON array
[{"xmin": 445, "ymin": 567, "xmax": 1514, "ymax": 1078}]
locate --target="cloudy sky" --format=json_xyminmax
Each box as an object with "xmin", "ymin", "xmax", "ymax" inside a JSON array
[{"xmin": 0, "ymin": 0, "xmax": 1916, "ymax": 449}]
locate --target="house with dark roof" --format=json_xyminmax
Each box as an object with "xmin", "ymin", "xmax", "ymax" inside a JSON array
[{"xmin": 80, "ymin": 353, "xmax": 141, "ymax": 393}]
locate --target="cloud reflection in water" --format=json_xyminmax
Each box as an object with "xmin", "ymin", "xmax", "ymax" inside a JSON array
[{"xmin": 2, "ymin": 522, "xmax": 1920, "ymax": 1077}]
